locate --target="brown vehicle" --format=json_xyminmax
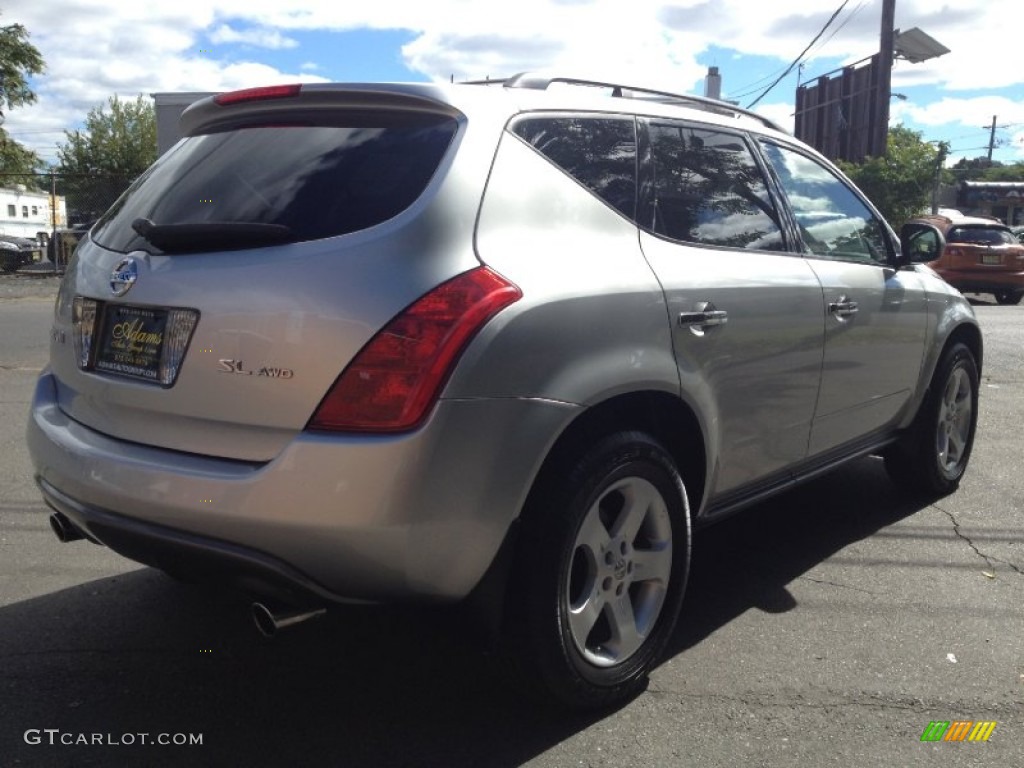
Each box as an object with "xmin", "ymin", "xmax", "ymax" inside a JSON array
[{"xmin": 911, "ymin": 214, "xmax": 1024, "ymax": 305}]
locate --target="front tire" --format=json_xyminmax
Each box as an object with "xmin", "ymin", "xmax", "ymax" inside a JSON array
[
  {"xmin": 885, "ymin": 343, "xmax": 979, "ymax": 496},
  {"xmin": 994, "ymin": 290, "xmax": 1023, "ymax": 306},
  {"xmin": 505, "ymin": 431, "xmax": 691, "ymax": 709}
]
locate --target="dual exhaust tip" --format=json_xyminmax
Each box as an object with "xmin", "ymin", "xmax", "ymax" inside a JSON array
[
  {"xmin": 251, "ymin": 602, "xmax": 326, "ymax": 637},
  {"xmin": 49, "ymin": 511, "xmax": 326, "ymax": 638},
  {"xmin": 49, "ymin": 511, "xmax": 87, "ymax": 543}
]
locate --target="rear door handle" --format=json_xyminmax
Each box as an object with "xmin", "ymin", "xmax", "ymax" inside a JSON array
[
  {"xmin": 828, "ymin": 296, "xmax": 859, "ymax": 318},
  {"xmin": 678, "ymin": 301, "xmax": 728, "ymax": 330}
]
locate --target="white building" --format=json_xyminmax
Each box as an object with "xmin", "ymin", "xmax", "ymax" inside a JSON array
[
  {"xmin": 153, "ymin": 92, "xmax": 213, "ymax": 156},
  {"xmin": 0, "ymin": 185, "xmax": 67, "ymax": 239}
]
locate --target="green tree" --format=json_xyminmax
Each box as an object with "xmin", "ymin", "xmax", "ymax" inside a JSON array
[
  {"xmin": 948, "ymin": 156, "xmax": 1000, "ymax": 181},
  {"xmin": 57, "ymin": 94, "xmax": 156, "ymax": 176},
  {"xmin": 0, "ymin": 16, "xmax": 45, "ymax": 112},
  {"xmin": 837, "ymin": 125, "xmax": 944, "ymax": 228},
  {"xmin": 978, "ymin": 161, "xmax": 1024, "ymax": 182},
  {"xmin": 0, "ymin": 14, "xmax": 46, "ymax": 178},
  {"xmin": 56, "ymin": 95, "xmax": 156, "ymax": 220},
  {"xmin": 0, "ymin": 132, "xmax": 44, "ymax": 175}
]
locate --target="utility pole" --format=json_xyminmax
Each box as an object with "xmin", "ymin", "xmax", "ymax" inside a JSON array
[
  {"xmin": 931, "ymin": 142, "xmax": 949, "ymax": 215},
  {"xmin": 986, "ymin": 115, "xmax": 998, "ymax": 163},
  {"xmin": 876, "ymin": 0, "xmax": 896, "ymax": 157}
]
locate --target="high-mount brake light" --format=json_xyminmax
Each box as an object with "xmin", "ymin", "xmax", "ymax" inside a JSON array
[
  {"xmin": 308, "ymin": 267, "xmax": 522, "ymax": 433},
  {"xmin": 214, "ymin": 84, "xmax": 303, "ymax": 106}
]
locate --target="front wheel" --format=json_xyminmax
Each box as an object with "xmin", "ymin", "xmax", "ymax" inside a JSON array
[
  {"xmin": 885, "ymin": 343, "xmax": 979, "ymax": 496},
  {"xmin": 505, "ymin": 431, "xmax": 691, "ymax": 709},
  {"xmin": 994, "ymin": 290, "xmax": 1023, "ymax": 306},
  {"xmin": 0, "ymin": 253, "xmax": 20, "ymax": 273}
]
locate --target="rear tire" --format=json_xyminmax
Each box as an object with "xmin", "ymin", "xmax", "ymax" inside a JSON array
[
  {"xmin": 504, "ymin": 431, "xmax": 691, "ymax": 709},
  {"xmin": 994, "ymin": 290, "xmax": 1023, "ymax": 306},
  {"xmin": 885, "ymin": 343, "xmax": 979, "ymax": 496}
]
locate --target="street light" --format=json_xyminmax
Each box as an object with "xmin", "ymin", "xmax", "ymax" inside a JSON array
[
  {"xmin": 894, "ymin": 28, "xmax": 951, "ymax": 64},
  {"xmin": 876, "ymin": 1, "xmax": 949, "ymax": 157}
]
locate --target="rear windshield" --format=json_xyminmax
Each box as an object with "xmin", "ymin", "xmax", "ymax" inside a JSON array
[
  {"xmin": 947, "ymin": 226, "xmax": 1015, "ymax": 245},
  {"xmin": 92, "ymin": 113, "xmax": 459, "ymax": 253}
]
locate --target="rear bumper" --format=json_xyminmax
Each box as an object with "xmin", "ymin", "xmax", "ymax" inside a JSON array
[
  {"xmin": 27, "ymin": 371, "xmax": 577, "ymax": 603},
  {"xmin": 39, "ymin": 478, "xmax": 343, "ymax": 607},
  {"xmin": 938, "ymin": 269, "xmax": 1024, "ymax": 294}
]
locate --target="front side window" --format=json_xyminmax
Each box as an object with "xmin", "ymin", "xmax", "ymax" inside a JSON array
[
  {"xmin": 511, "ymin": 116, "xmax": 637, "ymax": 220},
  {"xmin": 640, "ymin": 121, "xmax": 785, "ymax": 251},
  {"xmin": 760, "ymin": 141, "xmax": 891, "ymax": 264}
]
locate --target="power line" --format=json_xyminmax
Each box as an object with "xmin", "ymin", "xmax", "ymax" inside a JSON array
[
  {"xmin": 726, "ymin": 65, "xmax": 795, "ymax": 101},
  {"xmin": 764, "ymin": 0, "xmax": 871, "ymax": 97},
  {"xmin": 747, "ymin": 0, "xmax": 852, "ymax": 109},
  {"xmin": 729, "ymin": 1, "xmax": 864, "ymax": 102},
  {"xmin": 804, "ymin": 0, "xmax": 868, "ymax": 62}
]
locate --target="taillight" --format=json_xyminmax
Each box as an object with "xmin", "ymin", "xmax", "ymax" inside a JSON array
[
  {"xmin": 214, "ymin": 84, "xmax": 302, "ymax": 106},
  {"xmin": 308, "ymin": 267, "xmax": 522, "ymax": 433},
  {"xmin": 944, "ymin": 246, "xmax": 962, "ymax": 259}
]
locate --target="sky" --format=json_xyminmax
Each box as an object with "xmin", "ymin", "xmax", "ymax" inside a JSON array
[{"xmin": 4, "ymin": 0, "xmax": 1024, "ymax": 170}]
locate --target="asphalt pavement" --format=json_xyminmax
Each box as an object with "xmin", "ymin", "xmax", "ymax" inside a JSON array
[{"xmin": 0, "ymin": 277, "xmax": 1020, "ymax": 767}]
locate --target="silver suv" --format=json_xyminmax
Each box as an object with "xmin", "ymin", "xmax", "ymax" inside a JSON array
[{"xmin": 27, "ymin": 74, "xmax": 981, "ymax": 709}]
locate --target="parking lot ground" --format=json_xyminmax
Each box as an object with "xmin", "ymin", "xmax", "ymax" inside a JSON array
[{"xmin": 0, "ymin": 282, "xmax": 1020, "ymax": 767}]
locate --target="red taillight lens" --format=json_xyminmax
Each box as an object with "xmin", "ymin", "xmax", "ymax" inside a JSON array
[
  {"xmin": 214, "ymin": 84, "xmax": 302, "ymax": 106},
  {"xmin": 308, "ymin": 267, "xmax": 522, "ymax": 433}
]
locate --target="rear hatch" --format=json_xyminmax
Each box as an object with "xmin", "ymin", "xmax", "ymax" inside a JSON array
[
  {"xmin": 50, "ymin": 84, "xmax": 476, "ymax": 462},
  {"xmin": 942, "ymin": 223, "xmax": 1024, "ymax": 273}
]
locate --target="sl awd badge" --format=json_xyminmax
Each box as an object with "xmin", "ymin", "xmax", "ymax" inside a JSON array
[{"xmin": 218, "ymin": 359, "xmax": 294, "ymax": 379}]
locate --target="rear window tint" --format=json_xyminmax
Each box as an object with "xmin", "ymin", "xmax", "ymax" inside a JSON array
[
  {"xmin": 92, "ymin": 113, "xmax": 458, "ymax": 253},
  {"xmin": 947, "ymin": 226, "xmax": 1015, "ymax": 245},
  {"xmin": 510, "ymin": 116, "xmax": 637, "ymax": 220}
]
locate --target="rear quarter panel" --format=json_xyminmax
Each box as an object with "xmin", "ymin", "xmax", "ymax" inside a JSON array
[{"xmin": 450, "ymin": 129, "xmax": 679, "ymax": 406}]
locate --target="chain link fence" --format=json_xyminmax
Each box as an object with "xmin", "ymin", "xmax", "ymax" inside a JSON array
[{"xmin": 0, "ymin": 172, "xmax": 136, "ymax": 272}]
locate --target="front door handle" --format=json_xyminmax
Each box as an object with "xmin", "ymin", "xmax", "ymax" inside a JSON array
[
  {"xmin": 678, "ymin": 301, "xmax": 728, "ymax": 331},
  {"xmin": 828, "ymin": 296, "xmax": 859, "ymax": 318}
]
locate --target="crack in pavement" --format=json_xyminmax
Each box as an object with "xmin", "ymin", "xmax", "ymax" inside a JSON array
[
  {"xmin": 644, "ymin": 688, "xmax": 1021, "ymax": 714},
  {"xmin": 796, "ymin": 576, "xmax": 879, "ymax": 595},
  {"xmin": 936, "ymin": 504, "xmax": 1024, "ymax": 577}
]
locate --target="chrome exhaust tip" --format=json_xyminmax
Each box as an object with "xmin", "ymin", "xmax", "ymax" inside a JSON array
[
  {"xmin": 251, "ymin": 602, "xmax": 327, "ymax": 638},
  {"xmin": 49, "ymin": 512, "xmax": 86, "ymax": 543}
]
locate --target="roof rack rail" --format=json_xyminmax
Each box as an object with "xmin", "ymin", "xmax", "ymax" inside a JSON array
[{"xmin": 499, "ymin": 72, "xmax": 786, "ymax": 133}]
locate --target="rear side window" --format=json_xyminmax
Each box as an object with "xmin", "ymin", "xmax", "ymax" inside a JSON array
[
  {"xmin": 510, "ymin": 116, "xmax": 637, "ymax": 220},
  {"xmin": 92, "ymin": 113, "xmax": 459, "ymax": 254},
  {"xmin": 640, "ymin": 121, "xmax": 785, "ymax": 251},
  {"xmin": 947, "ymin": 226, "xmax": 1015, "ymax": 245}
]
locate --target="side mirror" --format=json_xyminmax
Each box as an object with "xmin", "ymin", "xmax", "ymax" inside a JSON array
[{"xmin": 899, "ymin": 222, "xmax": 945, "ymax": 266}]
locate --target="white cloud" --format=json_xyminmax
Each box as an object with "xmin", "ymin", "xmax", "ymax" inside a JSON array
[
  {"xmin": 750, "ymin": 102, "xmax": 796, "ymax": 134},
  {"xmin": 208, "ymin": 24, "xmax": 298, "ymax": 49},
  {"xmin": 3, "ymin": 0, "xmax": 1023, "ymax": 164},
  {"xmin": 897, "ymin": 96, "xmax": 1024, "ymax": 129}
]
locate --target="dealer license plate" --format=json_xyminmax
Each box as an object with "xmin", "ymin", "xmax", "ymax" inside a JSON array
[{"xmin": 94, "ymin": 305, "xmax": 170, "ymax": 383}]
